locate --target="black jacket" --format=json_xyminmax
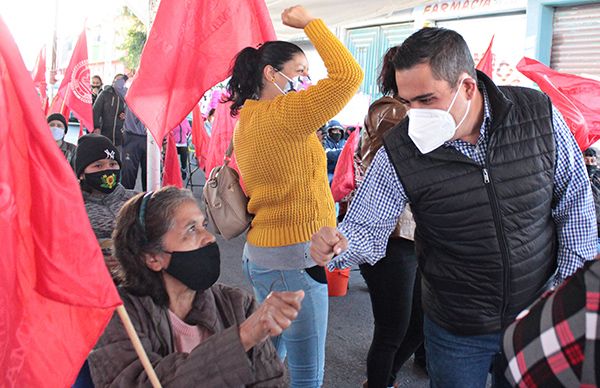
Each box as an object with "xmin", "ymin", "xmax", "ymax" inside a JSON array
[
  {"xmin": 93, "ymin": 86, "xmax": 125, "ymax": 146},
  {"xmin": 383, "ymin": 71, "xmax": 557, "ymax": 335}
]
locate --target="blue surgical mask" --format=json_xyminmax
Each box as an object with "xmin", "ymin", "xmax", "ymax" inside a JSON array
[
  {"xmin": 273, "ymin": 71, "xmax": 311, "ymax": 95},
  {"xmin": 50, "ymin": 125, "xmax": 65, "ymax": 141}
]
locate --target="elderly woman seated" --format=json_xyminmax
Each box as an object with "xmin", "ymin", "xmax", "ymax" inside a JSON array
[{"xmin": 88, "ymin": 187, "xmax": 303, "ymax": 387}]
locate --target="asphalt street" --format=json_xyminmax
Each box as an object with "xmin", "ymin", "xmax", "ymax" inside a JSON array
[{"xmin": 185, "ymin": 167, "xmax": 429, "ymax": 387}]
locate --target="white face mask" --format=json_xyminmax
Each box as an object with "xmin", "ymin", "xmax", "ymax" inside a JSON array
[
  {"xmin": 273, "ymin": 71, "xmax": 311, "ymax": 95},
  {"xmin": 407, "ymin": 78, "xmax": 471, "ymax": 154},
  {"xmin": 50, "ymin": 125, "xmax": 65, "ymax": 141}
]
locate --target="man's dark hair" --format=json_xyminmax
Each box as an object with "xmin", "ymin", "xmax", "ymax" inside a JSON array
[{"xmin": 393, "ymin": 27, "xmax": 477, "ymax": 87}]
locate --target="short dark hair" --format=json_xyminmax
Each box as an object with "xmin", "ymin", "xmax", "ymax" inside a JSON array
[
  {"xmin": 112, "ymin": 187, "xmax": 197, "ymax": 306},
  {"xmin": 393, "ymin": 27, "xmax": 477, "ymax": 87},
  {"xmin": 113, "ymin": 73, "xmax": 128, "ymax": 82},
  {"xmin": 225, "ymin": 41, "xmax": 304, "ymax": 116}
]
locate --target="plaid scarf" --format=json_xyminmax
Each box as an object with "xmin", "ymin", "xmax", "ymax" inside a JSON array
[{"xmin": 502, "ymin": 260, "xmax": 600, "ymax": 387}]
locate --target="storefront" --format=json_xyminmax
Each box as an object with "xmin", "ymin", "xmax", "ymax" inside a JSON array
[
  {"xmin": 343, "ymin": 0, "xmax": 530, "ymax": 100},
  {"xmin": 526, "ymin": 0, "xmax": 600, "ymax": 78}
]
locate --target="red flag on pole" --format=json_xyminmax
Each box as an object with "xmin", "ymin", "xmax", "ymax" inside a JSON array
[
  {"xmin": 205, "ymin": 100, "xmax": 241, "ymax": 176},
  {"xmin": 191, "ymin": 105, "xmax": 211, "ymax": 171},
  {"xmin": 331, "ymin": 129, "xmax": 360, "ymax": 202},
  {"xmin": 163, "ymin": 133, "xmax": 184, "ymax": 188},
  {"xmin": 517, "ymin": 57, "xmax": 600, "ymax": 151},
  {"xmin": 32, "ymin": 46, "xmax": 48, "ymax": 111},
  {"xmin": 49, "ymin": 27, "xmax": 94, "ymax": 132},
  {"xmin": 126, "ymin": 0, "xmax": 276, "ymax": 144},
  {"xmin": 476, "ymin": 35, "xmax": 494, "ymax": 79},
  {"xmin": 0, "ymin": 17, "xmax": 121, "ymax": 387}
]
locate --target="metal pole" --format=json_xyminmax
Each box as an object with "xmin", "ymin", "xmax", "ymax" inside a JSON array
[{"xmin": 146, "ymin": 0, "xmax": 161, "ymax": 190}]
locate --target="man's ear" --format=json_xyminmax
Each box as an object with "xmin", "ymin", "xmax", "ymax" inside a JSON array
[
  {"xmin": 144, "ymin": 252, "xmax": 165, "ymax": 272},
  {"xmin": 464, "ymin": 76, "xmax": 477, "ymax": 100}
]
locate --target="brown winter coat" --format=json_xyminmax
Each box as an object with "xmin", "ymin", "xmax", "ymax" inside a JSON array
[{"xmin": 88, "ymin": 284, "xmax": 286, "ymax": 387}]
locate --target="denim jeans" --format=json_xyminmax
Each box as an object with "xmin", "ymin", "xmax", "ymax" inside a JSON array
[
  {"xmin": 424, "ymin": 315, "xmax": 511, "ymax": 388},
  {"xmin": 243, "ymin": 257, "xmax": 328, "ymax": 388}
]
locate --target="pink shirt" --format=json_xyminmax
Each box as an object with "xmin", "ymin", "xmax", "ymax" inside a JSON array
[{"xmin": 168, "ymin": 310, "xmax": 212, "ymax": 353}]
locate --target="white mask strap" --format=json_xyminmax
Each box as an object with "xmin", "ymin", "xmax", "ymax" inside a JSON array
[{"xmin": 447, "ymin": 77, "xmax": 468, "ymax": 113}]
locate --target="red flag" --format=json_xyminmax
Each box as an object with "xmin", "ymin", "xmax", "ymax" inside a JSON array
[
  {"xmin": 163, "ymin": 133, "xmax": 184, "ymax": 188},
  {"xmin": 32, "ymin": 46, "xmax": 48, "ymax": 111},
  {"xmin": 191, "ymin": 105, "xmax": 211, "ymax": 171},
  {"xmin": 205, "ymin": 100, "xmax": 241, "ymax": 176},
  {"xmin": 0, "ymin": 17, "xmax": 121, "ymax": 387},
  {"xmin": 476, "ymin": 35, "xmax": 494, "ymax": 79},
  {"xmin": 126, "ymin": 0, "xmax": 276, "ymax": 144},
  {"xmin": 51, "ymin": 27, "xmax": 94, "ymax": 132},
  {"xmin": 331, "ymin": 129, "xmax": 360, "ymax": 202},
  {"xmin": 517, "ymin": 57, "xmax": 600, "ymax": 151}
]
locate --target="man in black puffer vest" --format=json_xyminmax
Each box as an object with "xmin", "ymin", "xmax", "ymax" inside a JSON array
[{"xmin": 310, "ymin": 28, "xmax": 596, "ymax": 388}]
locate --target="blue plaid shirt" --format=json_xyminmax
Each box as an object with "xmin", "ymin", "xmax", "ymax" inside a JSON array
[{"xmin": 329, "ymin": 85, "xmax": 597, "ymax": 285}]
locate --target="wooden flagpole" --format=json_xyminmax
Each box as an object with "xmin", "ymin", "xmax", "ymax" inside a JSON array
[{"xmin": 116, "ymin": 305, "xmax": 162, "ymax": 388}]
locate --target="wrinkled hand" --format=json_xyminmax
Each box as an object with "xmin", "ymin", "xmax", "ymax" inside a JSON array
[
  {"xmin": 239, "ymin": 290, "xmax": 304, "ymax": 351},
  {"xmin": 281, "ymin": 5, "xmax": 315, "ymax": 29},
  {"xmin": 309, "ymin": 226, "xmax": 348, "ymax": 267},
  {"xmin": 119, "ymin": 112, "xmax": 126, "ymax": 120},
  {"xmin": 93, "ymin": 128, "xmax": 101, "ymax": 134}
]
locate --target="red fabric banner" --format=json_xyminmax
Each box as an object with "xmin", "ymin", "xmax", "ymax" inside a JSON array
[
  {"xmin": 126, "ymin": 0, "xmax": 276, "ymax": 144},
  {"xmin": 476, "ymin": 35, "xmax": 494, "ymax": 79},
  {"xmin": 50, "ymin": 27, "xmax": 93, "ymax": 132},
  {"xmin": 0, "ymin": 17, "xmax": 121, "ymax": 387},
  {"xmin": 205, "ymin": 100, "xmax": 241, "ymax": 177},
  {"xmin": 191, "ymin": 105, "xmax": 210, "ymax": 171},
  {"xmin": 517, "ymin": 57, "xmax": 600, "ymax": 151},
  {"xmin": 163, "ymin": 133, "xmax": 184, "ymax": 188},
  {"xmin": 331, "ymin": 129, "xmax": 360, "ymax": 202},
  {"xmin": 32, "ymin": 46, "xmax": 48, "ymax": 111}
]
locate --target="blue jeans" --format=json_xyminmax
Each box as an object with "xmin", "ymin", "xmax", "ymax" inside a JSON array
[
  {"xmin": 243, "ymin": 257, "xmax": 328, "ymax": 388},
  {"xmin": 424, "ymin": 315, "xmax": 511, "ymax": 388}
]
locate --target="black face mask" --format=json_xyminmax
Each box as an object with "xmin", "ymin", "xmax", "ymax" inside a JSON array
[
  {"xmin": 586, "ymin": 164, "xmax": 598, "ymax": 177},
  {"xmin": 164, "ymin": 242, "xmax": 220, "ymax": 291},
  {"xmin": 83, "ymin": 169, "xmax": 120, "ymax": 194},
  {"xmin": 330, "ymin": 132, "xmax": 342, "ymax": 142}
]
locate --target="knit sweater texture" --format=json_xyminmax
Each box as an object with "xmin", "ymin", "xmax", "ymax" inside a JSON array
[{"xmin": 234, "ymin": 19, "xmax": 363, "ymax": 247}]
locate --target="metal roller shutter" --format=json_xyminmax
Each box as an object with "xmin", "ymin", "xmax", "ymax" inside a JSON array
[{"xmin": 551, "ymin": 3, "xmax": 600, "ymax": 77}]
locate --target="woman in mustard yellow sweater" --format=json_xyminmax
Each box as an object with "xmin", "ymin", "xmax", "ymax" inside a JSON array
[{"xmin": 225, "ymin": 6, "xmax": 363, "ymax": 387}]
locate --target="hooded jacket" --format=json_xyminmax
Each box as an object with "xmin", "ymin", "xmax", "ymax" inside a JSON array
[{"xmin": 93, "ymin": 85, "xmax": 126, "ymax": 146}]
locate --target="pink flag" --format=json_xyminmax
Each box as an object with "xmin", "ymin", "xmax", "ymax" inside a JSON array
[
  {"xmin": 476, "ymin": 35, "xmax": 494, "ymax": 79},
  {"xmin": 517, "ymin": 57, "xmax": 600, "ymax": 151},
  {"xmin": 126, "ymin": 0, "xmax": 276, "ymax": 144}
]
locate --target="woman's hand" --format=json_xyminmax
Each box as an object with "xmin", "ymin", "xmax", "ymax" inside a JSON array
[
  {"xmin": 239, "ymin": 290, "xmax": 305, "ymax": 351},
  {"xmin": 281, "ymin": 5, "xmax": 315, "ymax": 29}
]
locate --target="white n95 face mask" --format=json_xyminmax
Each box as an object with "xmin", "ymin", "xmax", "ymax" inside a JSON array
[{"xmin": 407, "ymin": 78, "xmax": 471, "ymax": 154}]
